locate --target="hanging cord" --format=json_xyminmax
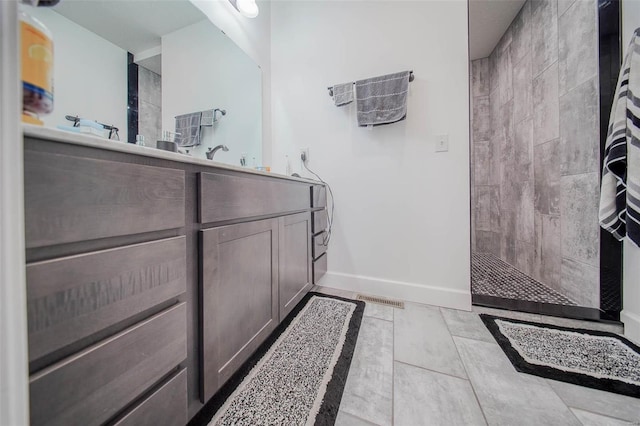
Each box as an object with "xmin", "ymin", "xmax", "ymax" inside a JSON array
[{"xmin": 302, "ymin": 161, "xmax": 334, "ymax": 247}]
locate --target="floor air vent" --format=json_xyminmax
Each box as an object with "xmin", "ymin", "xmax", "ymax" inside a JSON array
[{"xmin": 356, "ymin": 294, "xmax": 404, "ymax": 309}]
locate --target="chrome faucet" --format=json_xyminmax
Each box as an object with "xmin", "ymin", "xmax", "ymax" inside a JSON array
[{"xmin": 206, "ymin": 144, "xmax": 229, "ymax": 160}]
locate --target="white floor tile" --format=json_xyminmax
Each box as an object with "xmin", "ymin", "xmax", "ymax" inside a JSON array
[
  {"xmin": 339, "ymin": 317, "xmax": 393, "ymax": 426},
  {"xmin": 394, "ymin": 303, "xmax": 467, "ymax": 378},
  {"xmin": 547, "ymin": 379, "xmax": 640, "ymax": 423},
  {"xmin": 440, "ymin": 307, "xmax": 496, "ymax": 343},
  {"xmin": 364, "ymin": 302, "xmax": 394, "ymax": 322},
  {"xmin": 394, "ymin": 362, "xmax": 486, "ymax": 426},
  {"xmin": 335, "ymin": 410, "xmax": 379, "ymax": 426},
  {"xmin": 570, "ymin": 408, "xmax": 632, "ymax": 426},
  {"xmin": 454, "ymin": 336, "xmax": 581, "ymax": 426}
]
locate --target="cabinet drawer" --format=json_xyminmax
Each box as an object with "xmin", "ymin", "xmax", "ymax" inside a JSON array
[
  {"xmin": 24, "ymin": 151, "xmax": 185, "ymax": 248},
  {"xmin": 27, "ymin": 237, "xmax": 186, "ymax": 362},
  {"xmin": 199, "ymin": 172, "xmax": 309, "ymax": 223},
  {"xmin": 313, "ymin": 253, "xmax": 328, "ymax": 284},
  {"xmin": 311, "ymin": 184, "xmax": 327, "ymax": 208},
  {"xmin": 313, "ymin": 232, "xmax": 327, "ymax": 259},
  {"xmin": 312, "ymin": 209, "xmax": 328, "ymax": 234},
  {"xmin": 113, "ymin": 369, "xmax": 187, "ymax": 426},
  {"xmin": 29, "ymin": 303, "xmax": 187, "ymax": 426}
]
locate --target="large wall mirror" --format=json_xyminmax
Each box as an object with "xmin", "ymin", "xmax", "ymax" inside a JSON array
[{"xmin": 28, "ymin": 0, "xmax": 262, "ymax": 166}]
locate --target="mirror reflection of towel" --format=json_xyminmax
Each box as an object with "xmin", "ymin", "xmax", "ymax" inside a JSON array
[{"xmin": 175, "ymin": 112, "xmax": 203, "ymax": 147}]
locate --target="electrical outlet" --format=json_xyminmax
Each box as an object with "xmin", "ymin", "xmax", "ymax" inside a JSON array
[
  {"xmin": 435, "ymin": 134, "xmax": 449, "ymax": 152},
  {"xmin": 300, "ymin": 148, "xmax": 310, "ymax": 163}
]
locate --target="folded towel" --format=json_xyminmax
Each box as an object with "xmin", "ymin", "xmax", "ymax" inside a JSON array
[
  {"xmin": 355, "ymin": 71, "xmax": 410, "ymax": 126},
  {"xmin": 175, "ymin": 112, "xmax": 202, "ymax": 147},
  {"xmin": 332, "ymin": 82, "xmax": 354, "ymax": 106},
  {"xmin": 599, "ymin": 28, "xmax": 640, "ymax": 247}
]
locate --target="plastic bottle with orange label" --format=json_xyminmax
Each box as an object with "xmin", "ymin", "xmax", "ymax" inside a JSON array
[{"xmin": 20, "ymin": 0, "xmax": 54, "ymax": 125}]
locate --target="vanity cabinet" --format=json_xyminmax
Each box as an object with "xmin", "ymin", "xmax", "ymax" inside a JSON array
[{"xmin": 23, "ymin": 129, "xmax": 325, "ymax": 423}]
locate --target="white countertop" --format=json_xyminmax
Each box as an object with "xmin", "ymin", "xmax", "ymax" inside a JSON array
[{"xmin": 23, "ymin": 124, "xmax": 319, "ymax": 185}]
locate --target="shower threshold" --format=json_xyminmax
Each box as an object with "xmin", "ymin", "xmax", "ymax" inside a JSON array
[{"xmin": 471, "ymin": 253, "xmax": 620, "ymax": 323}]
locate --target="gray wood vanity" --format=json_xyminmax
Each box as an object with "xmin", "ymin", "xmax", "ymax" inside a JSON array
[{"xmin": 23, "ymin": 126, "xmax": 328, "ymax": 425}]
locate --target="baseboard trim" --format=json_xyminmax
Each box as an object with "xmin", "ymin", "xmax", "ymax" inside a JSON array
[
  {"xmin": 318, "ymin": 271, "xmax": 471, "ymax": 311},
  {"xmin": 621, "ymin": 310, "xmax": 640, "ymax": 344}
]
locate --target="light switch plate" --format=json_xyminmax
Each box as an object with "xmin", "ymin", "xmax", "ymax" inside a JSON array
[{"xmin": 435, "ymin": 134, "xmax": 449, "ymax": 152}]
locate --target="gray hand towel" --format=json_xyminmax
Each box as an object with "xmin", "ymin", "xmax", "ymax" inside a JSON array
[
  {"xmin": 355, "ymin": 71, "xmax": 410, "ymax": 126},
  {"xmin": 332, "ymin": 82, "xmax": 354, "ymax": 106},
  {"xmin": 175, "ymin": 112, "xmax": 203, "ymax": 147}
]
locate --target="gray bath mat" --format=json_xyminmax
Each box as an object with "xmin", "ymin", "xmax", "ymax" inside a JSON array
[
  {"xmin": 190, "ymin": 293, "xmax": 364, "ymax": 426},
  {"xmin": 481, "ymin": 314, "xmax": 640, "ymax": 398}
]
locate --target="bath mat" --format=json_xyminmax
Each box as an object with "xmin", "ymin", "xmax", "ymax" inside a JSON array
[
  {"xmin": 189, "ymin": 293, "xmax": 364, "ymax": 426},
  {"xmin": 481, "ymin": 314, "xmax": 640, "ymax": 398}
]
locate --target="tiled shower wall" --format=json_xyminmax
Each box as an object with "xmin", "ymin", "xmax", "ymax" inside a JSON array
[
  {"xmin": 138, "ymin": 67, "xmax": 162, "ymax": 145},
  {"xmin": 470, "ymin": 0, "xmax": 601, "ymax": 307}
]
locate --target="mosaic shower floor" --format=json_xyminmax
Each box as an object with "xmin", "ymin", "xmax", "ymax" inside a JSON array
[{"xmin": 472, "ymin": 253, "xmax": 578, "ymax": 306}]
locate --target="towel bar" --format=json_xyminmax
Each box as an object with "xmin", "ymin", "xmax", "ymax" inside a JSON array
[{"xmin": 327, "ymin": 70, "xmax": 414, "ymax": 97}]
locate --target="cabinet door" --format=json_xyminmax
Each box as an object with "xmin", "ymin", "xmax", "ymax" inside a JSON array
[
  {"xmin": 279, "ymin": 212, "xmax": 312, "ymax": 320},
  {"xmin": 200, "ymin": 219, "xmax": 278, "ymax": 402}
]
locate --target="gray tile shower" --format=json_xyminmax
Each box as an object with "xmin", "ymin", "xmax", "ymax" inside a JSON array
[{"xmin": 470, "ymin": 0, "xmax": 600, "ymax": 308}]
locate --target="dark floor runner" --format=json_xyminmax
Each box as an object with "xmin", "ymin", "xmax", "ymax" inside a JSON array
[{"xmin": 189, "ymin": 292, "xmax": 364, "ymax": 426}]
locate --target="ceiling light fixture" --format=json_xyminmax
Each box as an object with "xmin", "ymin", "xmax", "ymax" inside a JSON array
[{"xmin": 229, "ymin": 0, "xmax": 259, "ymax": 18}]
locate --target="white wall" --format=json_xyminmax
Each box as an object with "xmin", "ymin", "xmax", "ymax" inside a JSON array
[
  {"xmin": 162, "ymin": 19, "xmax": 262, "ymax": 164},
  {"xmin": 26, "ymin": 7, "xmax": 128, "ymax": 141},
  {"xmin": 190, "ymin": 0, "xmax": 272, "ymax": 165},
  {"xmin": 0, "ymin": 1, "xmax": 29, "ymax": 424},
  {"xmin": 271, "ymin": 0, "xmax": 471, "ymax": 309},
  {"xmin": 622, "ymin": 0, "xmax": 640, "ymax": 343}
]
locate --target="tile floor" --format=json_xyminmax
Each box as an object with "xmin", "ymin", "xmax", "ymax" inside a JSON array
[
  {"xmin": 472, "ymin": 253, "xmax": 578, "ymax": 305},
  {"xmin": 311, "ymin": 286, "xmax": 640, "ymax": 426}
]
